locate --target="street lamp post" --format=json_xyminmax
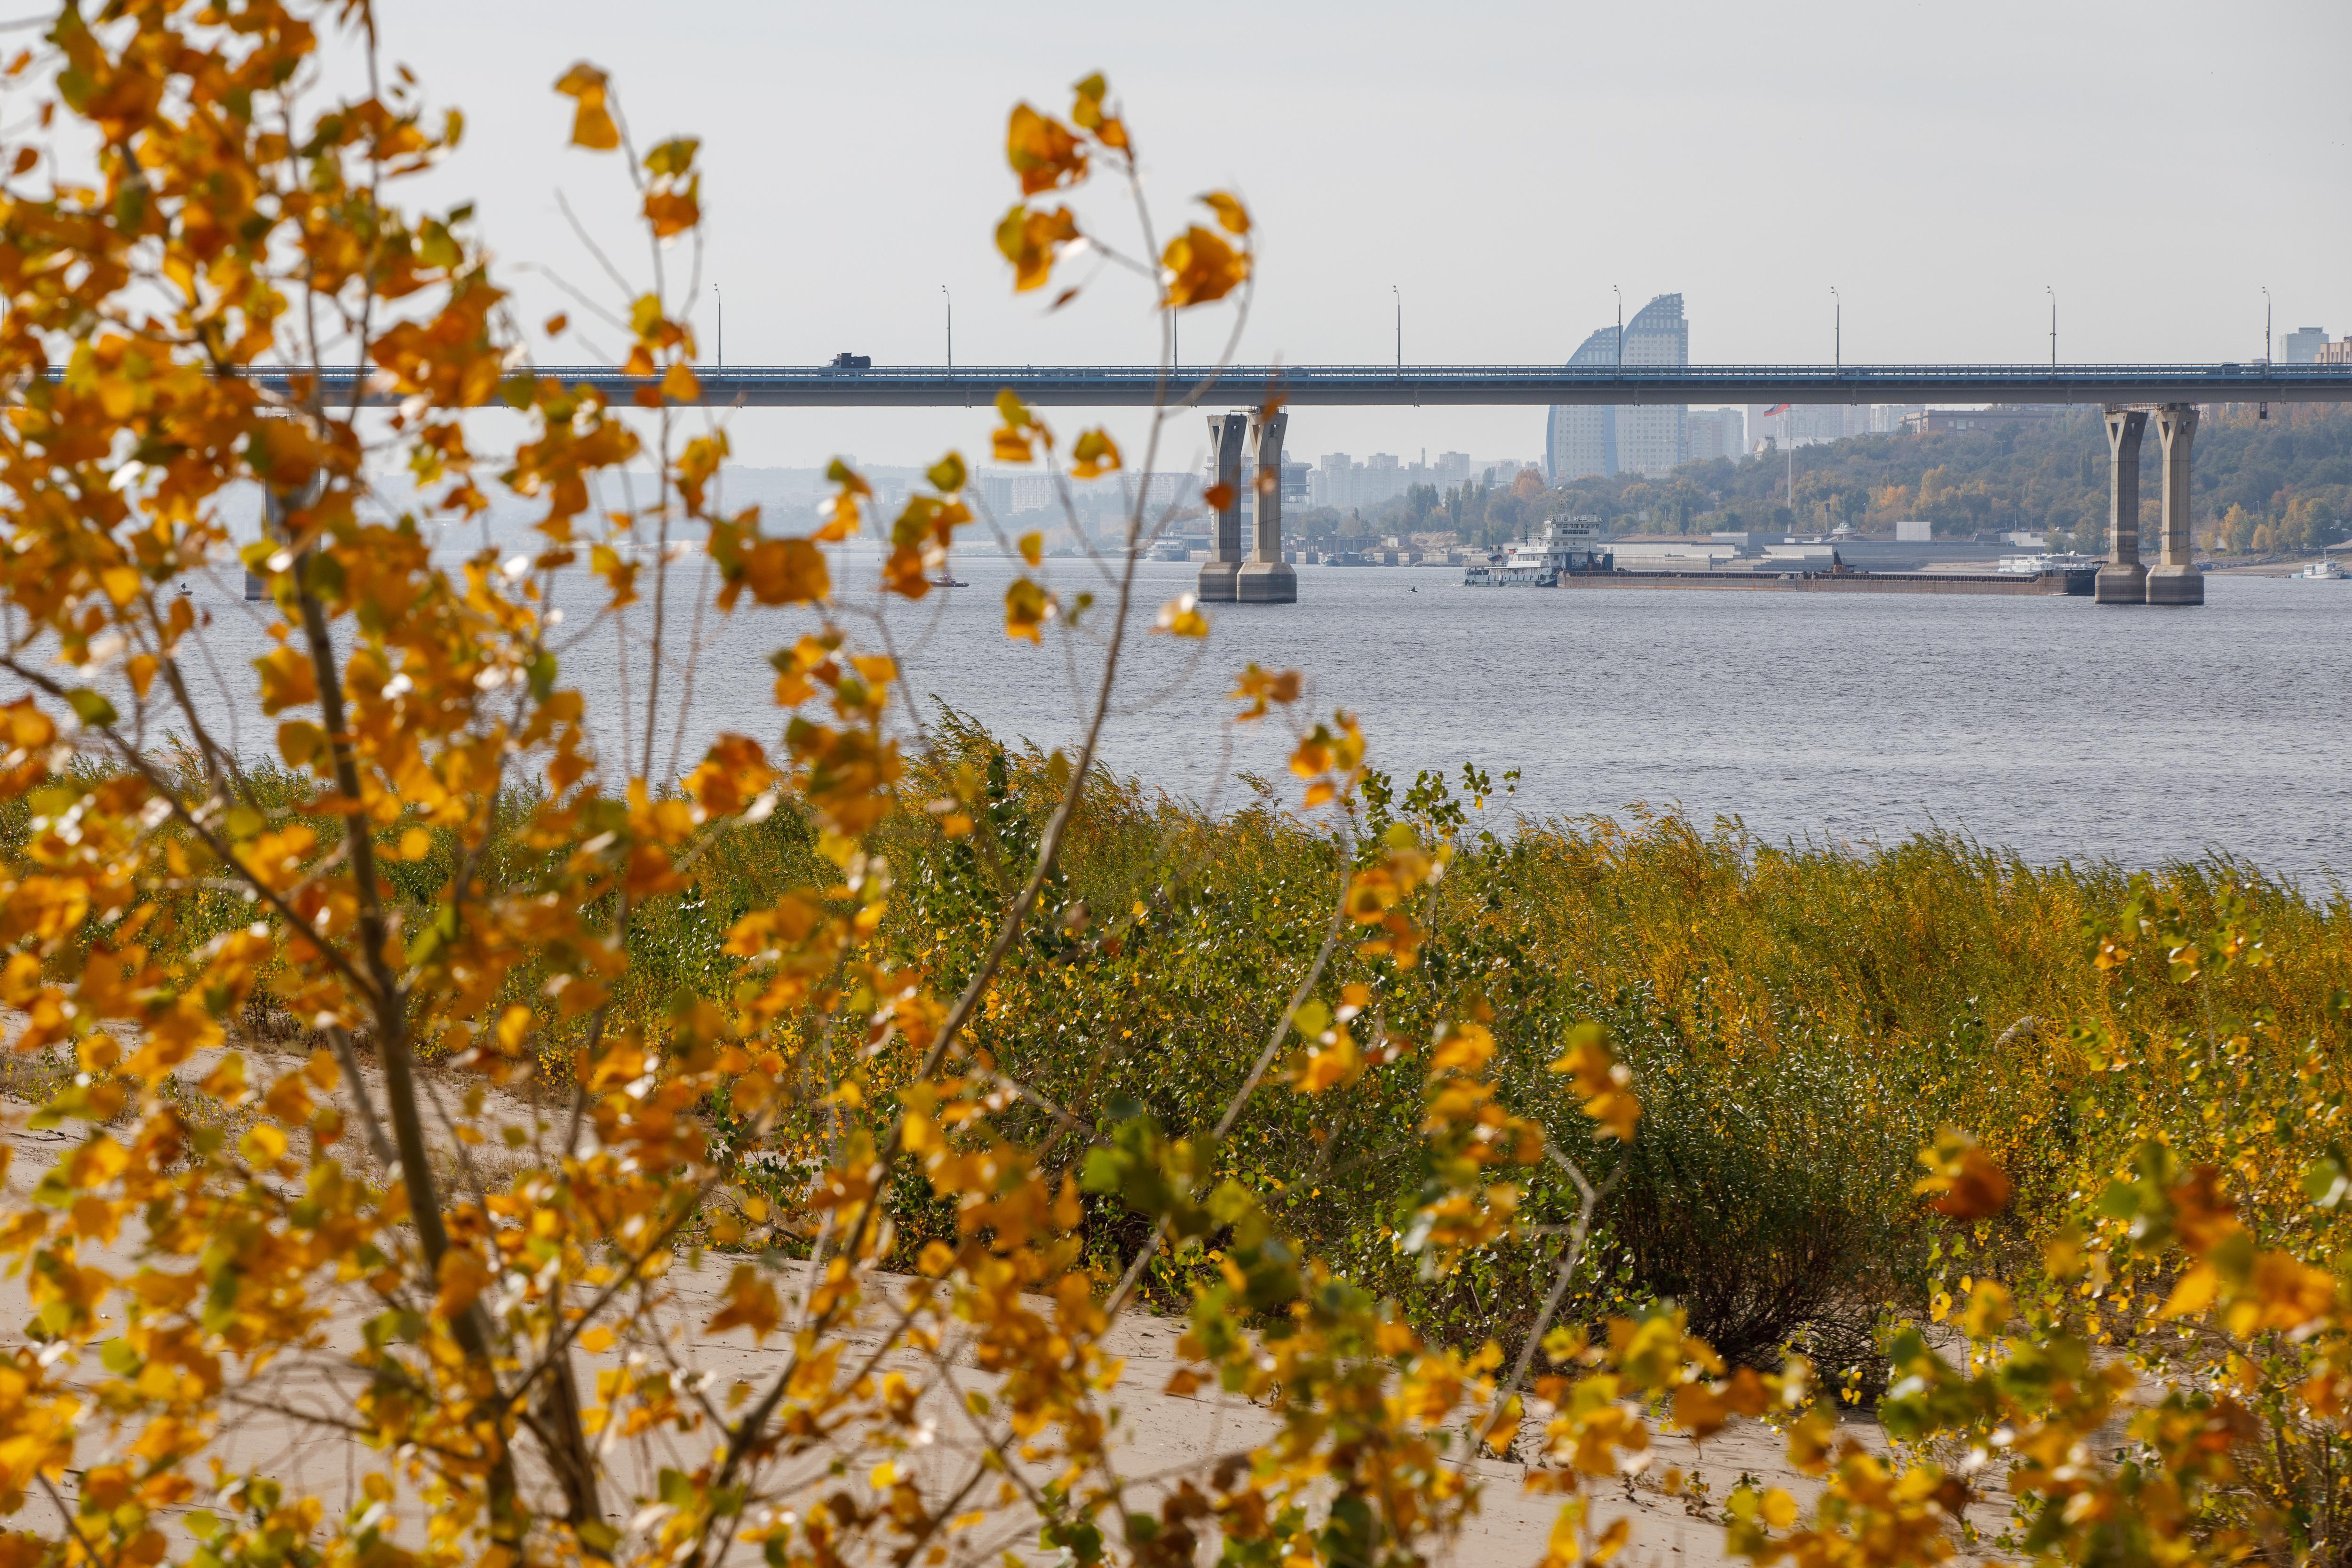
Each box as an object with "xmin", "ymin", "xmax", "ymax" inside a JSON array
[
  {"xmin": 1613, "ymin": 284, "xmax": 1622, "ymax": 370},
  {"xmin": 1831, "ymin": 285, "xmax": 1840, "ymax": 372},
  {"xmin": 2046, "ymin": 286, "xmax": 2056, "ymax": 370},
  {"xmin": 1392, "ymin": 285, "xmax": 1400, "ymax": 373},
  {"xmin": 712, "ymin": 284, "xmax": 722, "ymax": 368},
  {"xmin": 942, "ymin": 285, "xmax": 951, "ymax": 369},
  {"xmin": 2263, "ymin": 286, "xmax": 2272, "ymax": 370}
]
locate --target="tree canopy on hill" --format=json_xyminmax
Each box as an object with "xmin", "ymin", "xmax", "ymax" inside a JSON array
[{"xmin": 1394, "ymin": 405, "xmax": 2352, "ymax": 554}]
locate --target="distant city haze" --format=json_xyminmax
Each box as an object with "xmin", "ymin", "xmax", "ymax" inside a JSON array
[{"xmin": 371, "ymin": 0, "xmax": 2352, "ymax": 470}]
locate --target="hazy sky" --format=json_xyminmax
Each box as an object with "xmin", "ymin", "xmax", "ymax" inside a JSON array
[{"xmin": 360, "ymin": 0, "xmax": 2352, "ymax": 469}]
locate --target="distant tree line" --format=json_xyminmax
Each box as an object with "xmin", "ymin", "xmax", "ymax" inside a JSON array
[{"xmin": 1299, "ymin": 406, "xmax": 2352, "ymax": 556}]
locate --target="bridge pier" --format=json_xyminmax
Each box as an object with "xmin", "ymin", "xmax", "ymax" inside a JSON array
[
  {"xmin": 1198, "ymin": 411, "xmax": 1246, "ymax": 603},
  {"xmin": 2095, "ymin": 407, "xmax": 2148, "ymax": 604},
  {"xmin": 2146, "ymin": 404, "xmax": 2202, "ymax": 605},
  {"xmin": 1237, "ymin": 410, "xmax": 1296, "ymax": 603}
]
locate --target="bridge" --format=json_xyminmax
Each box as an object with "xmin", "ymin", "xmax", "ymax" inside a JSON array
[
  {"xmin": 283, "ymin": 360, "xmax": 2352, "ymax": 607},
  {"xmin": 293, "ymin": 360, "xmax": 2352, "ymax": 408}
]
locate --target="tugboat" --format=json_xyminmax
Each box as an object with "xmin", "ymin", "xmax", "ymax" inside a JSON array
[
  {"xmin": 1463, "ymin": 517, "xmax": 1612, "ymax": 586},
  {"xmin": 2296, "ymin": 557, "xmax": 2346, "ymax": 581}
]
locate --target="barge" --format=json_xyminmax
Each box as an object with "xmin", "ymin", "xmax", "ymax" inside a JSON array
[{"xmin": 1467, "ymin": 519, "xmax": 2095, "ymax": 597}]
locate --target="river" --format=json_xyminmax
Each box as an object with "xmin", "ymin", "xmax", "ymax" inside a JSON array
[{"xmin": 109, "ymin": 549, "xmax": 2352, "ymax": 881}]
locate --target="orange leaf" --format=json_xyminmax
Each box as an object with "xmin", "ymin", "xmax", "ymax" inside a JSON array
[
  {"xmin": 742, "ymin": 538, "xmax": 830, "ymax": 605},
  {"xmin": 1006, "ymin": 103, "xmax": 1086, "ymax": 195},
  {"xmin": 1162, "ymin": 224, "xmax": 1249, "ymax": 308},
  {"xmin": 1200, "ymin": 191, "xmax": 1251, "ymax": 236},
  {"xmin": 553, "ymin": 63, "xmax": 620, "ymax": 151}
]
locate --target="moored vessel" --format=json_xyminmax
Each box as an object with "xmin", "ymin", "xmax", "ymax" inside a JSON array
[{"xmin": 1463, "ymin": 517, "xmax": 1611, "ymax": 586}]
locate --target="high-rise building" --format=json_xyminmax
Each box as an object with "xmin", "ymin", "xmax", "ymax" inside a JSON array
[
  {"xmin": 1745, "ymin": 404, "xmax": 1918, "ymax": 449},
  {"xmin": 1545, "ymin": 326, "xmax": 1620, "ymax": 481},
  {"xmin": 1615, "ymin": 294, "xmax": 1689, "ymax": 477},
  {"xmin": 2282, "ymin": 327, "xmax": 2330, "ymax": 365},
  {"xmin": 1686, "ymin": 407, "xmax": 1745, "ymax": 463},
  {"xmin": 1545, "ymin": 294, "xmax": 1689, "ymax": 481}
]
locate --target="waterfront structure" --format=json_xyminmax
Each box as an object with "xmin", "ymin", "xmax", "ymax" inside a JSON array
[
  {"xmin": 1238, "ymin": 411, "xmax": 1297, "ymax": 603},
  {"xmin": 2321, "ymin": 341, "xmax": 2352, "ymax": 366},
  {"xmin": 1545, "ymin": 327, "xmax": 1619, "ymax": 480},
  {"xmin": 2282, "ymin": 326, "xmax": 2329, "ymax": 364},
  {"xmin": 257, "ymin": 361, "xmax": 2352, "ymax": 408},
  {"xmin": 1199, "ymin": 412, "xmax": 1295, "ymax": 604},
  {"xmin": 2094, "ymin": 404, "xmax": 2201, "ymax": 606},
  {"xmin": 259, "ymin": 359, "xmax": 2352, "ymax": 613}
]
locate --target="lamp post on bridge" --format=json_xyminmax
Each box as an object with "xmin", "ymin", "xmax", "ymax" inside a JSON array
[
  {"xmin": 712, "ymin": 284, "xmax": 722, "ymax": 368},
  {"xmin": 1392, "ymin": 285, "xmax": 1400, "ymax": 374},
  {"xmin": 1831, "ymin": 286, "xmax": 1840, "ymax": 373},
  {"xmin": 942, "ymin": 285, "xmax": 951, "ymax": 370},
  {"xmin": 2046, "ymin": 286, "xmax": 2056, "ymax": 371}
]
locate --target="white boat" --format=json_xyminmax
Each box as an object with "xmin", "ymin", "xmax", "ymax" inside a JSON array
[
  {"xmin": 1463, "ymin": 517, "xmax": 1611, "ymax": 586},
  {"xmin": 2296, "ymin": 558, "xmax": 2346, "ymax": 580}
]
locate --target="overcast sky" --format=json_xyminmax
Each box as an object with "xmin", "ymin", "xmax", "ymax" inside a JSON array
[{"xmin": 363, "ymin": 0, "xmax": 2352, "ymax": 469}]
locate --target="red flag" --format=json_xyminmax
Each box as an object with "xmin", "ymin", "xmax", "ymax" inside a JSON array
[{"xmin": 1762, "ymin": 403, "xmax": 1791, "ymax": 416}]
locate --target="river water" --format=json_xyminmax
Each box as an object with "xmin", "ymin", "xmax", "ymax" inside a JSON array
[{"xmin": 115, "ymin": 551, "xmax": 2352, "ymax": 880}]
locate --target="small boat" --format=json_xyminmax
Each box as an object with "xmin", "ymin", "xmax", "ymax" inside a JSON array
[
  {"xmin": 928, "ymin": 574, "xmax": 969, "ymax": 589},
  {"xmin": 2295, "ymin": 559, "xmax": 2345, "ymax": 581}
]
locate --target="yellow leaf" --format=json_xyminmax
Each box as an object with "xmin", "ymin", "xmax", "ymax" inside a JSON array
[
  {"xmin": 741, "ymin": 538, "xmax": 830, "ymax": 605},
  {"xmin": 1295, "ymin": 1033, "xmax": 1360, "ymax": 1095},
  {"xmin": 1071, "ymin": 427, "xmax": 1121, "ymax": 479},
  {"xmin": 435, "ymin": 1250, "xmax": 491, "ymax": 1320},
  {"xmin": 995, "ymin": 202, "xmax": 1080, "ymax": 293},
  {"xmin": 1200, "ymin": 190, "xmax": 1251, "ymax": 236},
  {"xmin": 1162, "ymin": 224, "xmax": 1249, "ymax": 308},
  {"xmin": 1018, "ymin": 532, "xmax": 1043, "ymax": 567},
  {"xmin": 2161, "ymin": 1263, "xmax": 2219, "ymax": 1319},
  {"xmin": 1762, "ymin": 1488, "xmax": 1798, "ymax": 1529},
  {"xmin": 1006, "ymin": 103, "xmax": 1086, "ymax": 195},
  {"xmin": 554, "ymin": 62, "xmax": 620, "ymax": 151},
  {"xmin": 1004, "ymin": 577, "xmax": 1052, "ymax": 642},
  {"xmin": 662, "ymin": 361, "xmax": 700, "ymax": 402},
  {"xmin": 1153, "ymin": 593, "xmax": 1208, "ymax": 638},
  {"xmin": 238, "ymin": 1123, "xmax": 287, "ymax": 1168},
  {"xmin": 254, "ymin": 646, "xmax": 317, "ymax": 715},
  {"xmin": 397, "ymin": 827, "xmax": 432, "ymax": 862},
  {"xmin": 578, "ymin": 1325, "xmax": 616, "ymax": 1354}
]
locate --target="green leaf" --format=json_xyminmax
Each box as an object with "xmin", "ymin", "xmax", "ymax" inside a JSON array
[{"xmin": 64, "ymin": 688, "xmax": 117, "ymax": 727}]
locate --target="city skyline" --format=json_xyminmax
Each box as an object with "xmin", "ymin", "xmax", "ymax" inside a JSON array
[{"xmin": 364, "ymin": 1, "xmax": 2350, "ymax": 466}]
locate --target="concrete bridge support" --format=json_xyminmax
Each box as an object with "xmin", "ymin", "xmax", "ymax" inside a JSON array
[
  {"xmin": 1198, "ymin": 411, "xmax": 1246, "ymax": 603},
  {"xmin": 1237, "ymin": 410, "xmax": 1297, "ymax": 603},
  {"xmin": 2095, "ymin": 407, "xmax": 2148, "ymax": 604},
  {"xmin": 2147, "ymin": 404, "xmax": 2203, "ymax": 605}
]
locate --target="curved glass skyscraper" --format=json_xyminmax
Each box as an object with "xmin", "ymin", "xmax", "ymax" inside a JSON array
[
  {"xmin": 1544, "ymin": 293, "xmax": 1688, "ymax": 482},
  {"xmin": 1544, "ymin": 326, "xmax": 1618, "ymax": 482}
]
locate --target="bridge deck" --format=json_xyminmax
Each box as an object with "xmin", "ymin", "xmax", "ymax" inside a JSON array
[{"xmin": 271, "ymin": 363, "xmax": 2352, "ymax": 409}]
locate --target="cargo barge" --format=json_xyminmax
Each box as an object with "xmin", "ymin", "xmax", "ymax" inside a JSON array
[
  {"xmin": 1464, "ymin": 520, "xmax": 2094, "ymax": 596},
  {"xmin": 1554, "ymin": 567, "xmax": 2094, "ymax": 596}
]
